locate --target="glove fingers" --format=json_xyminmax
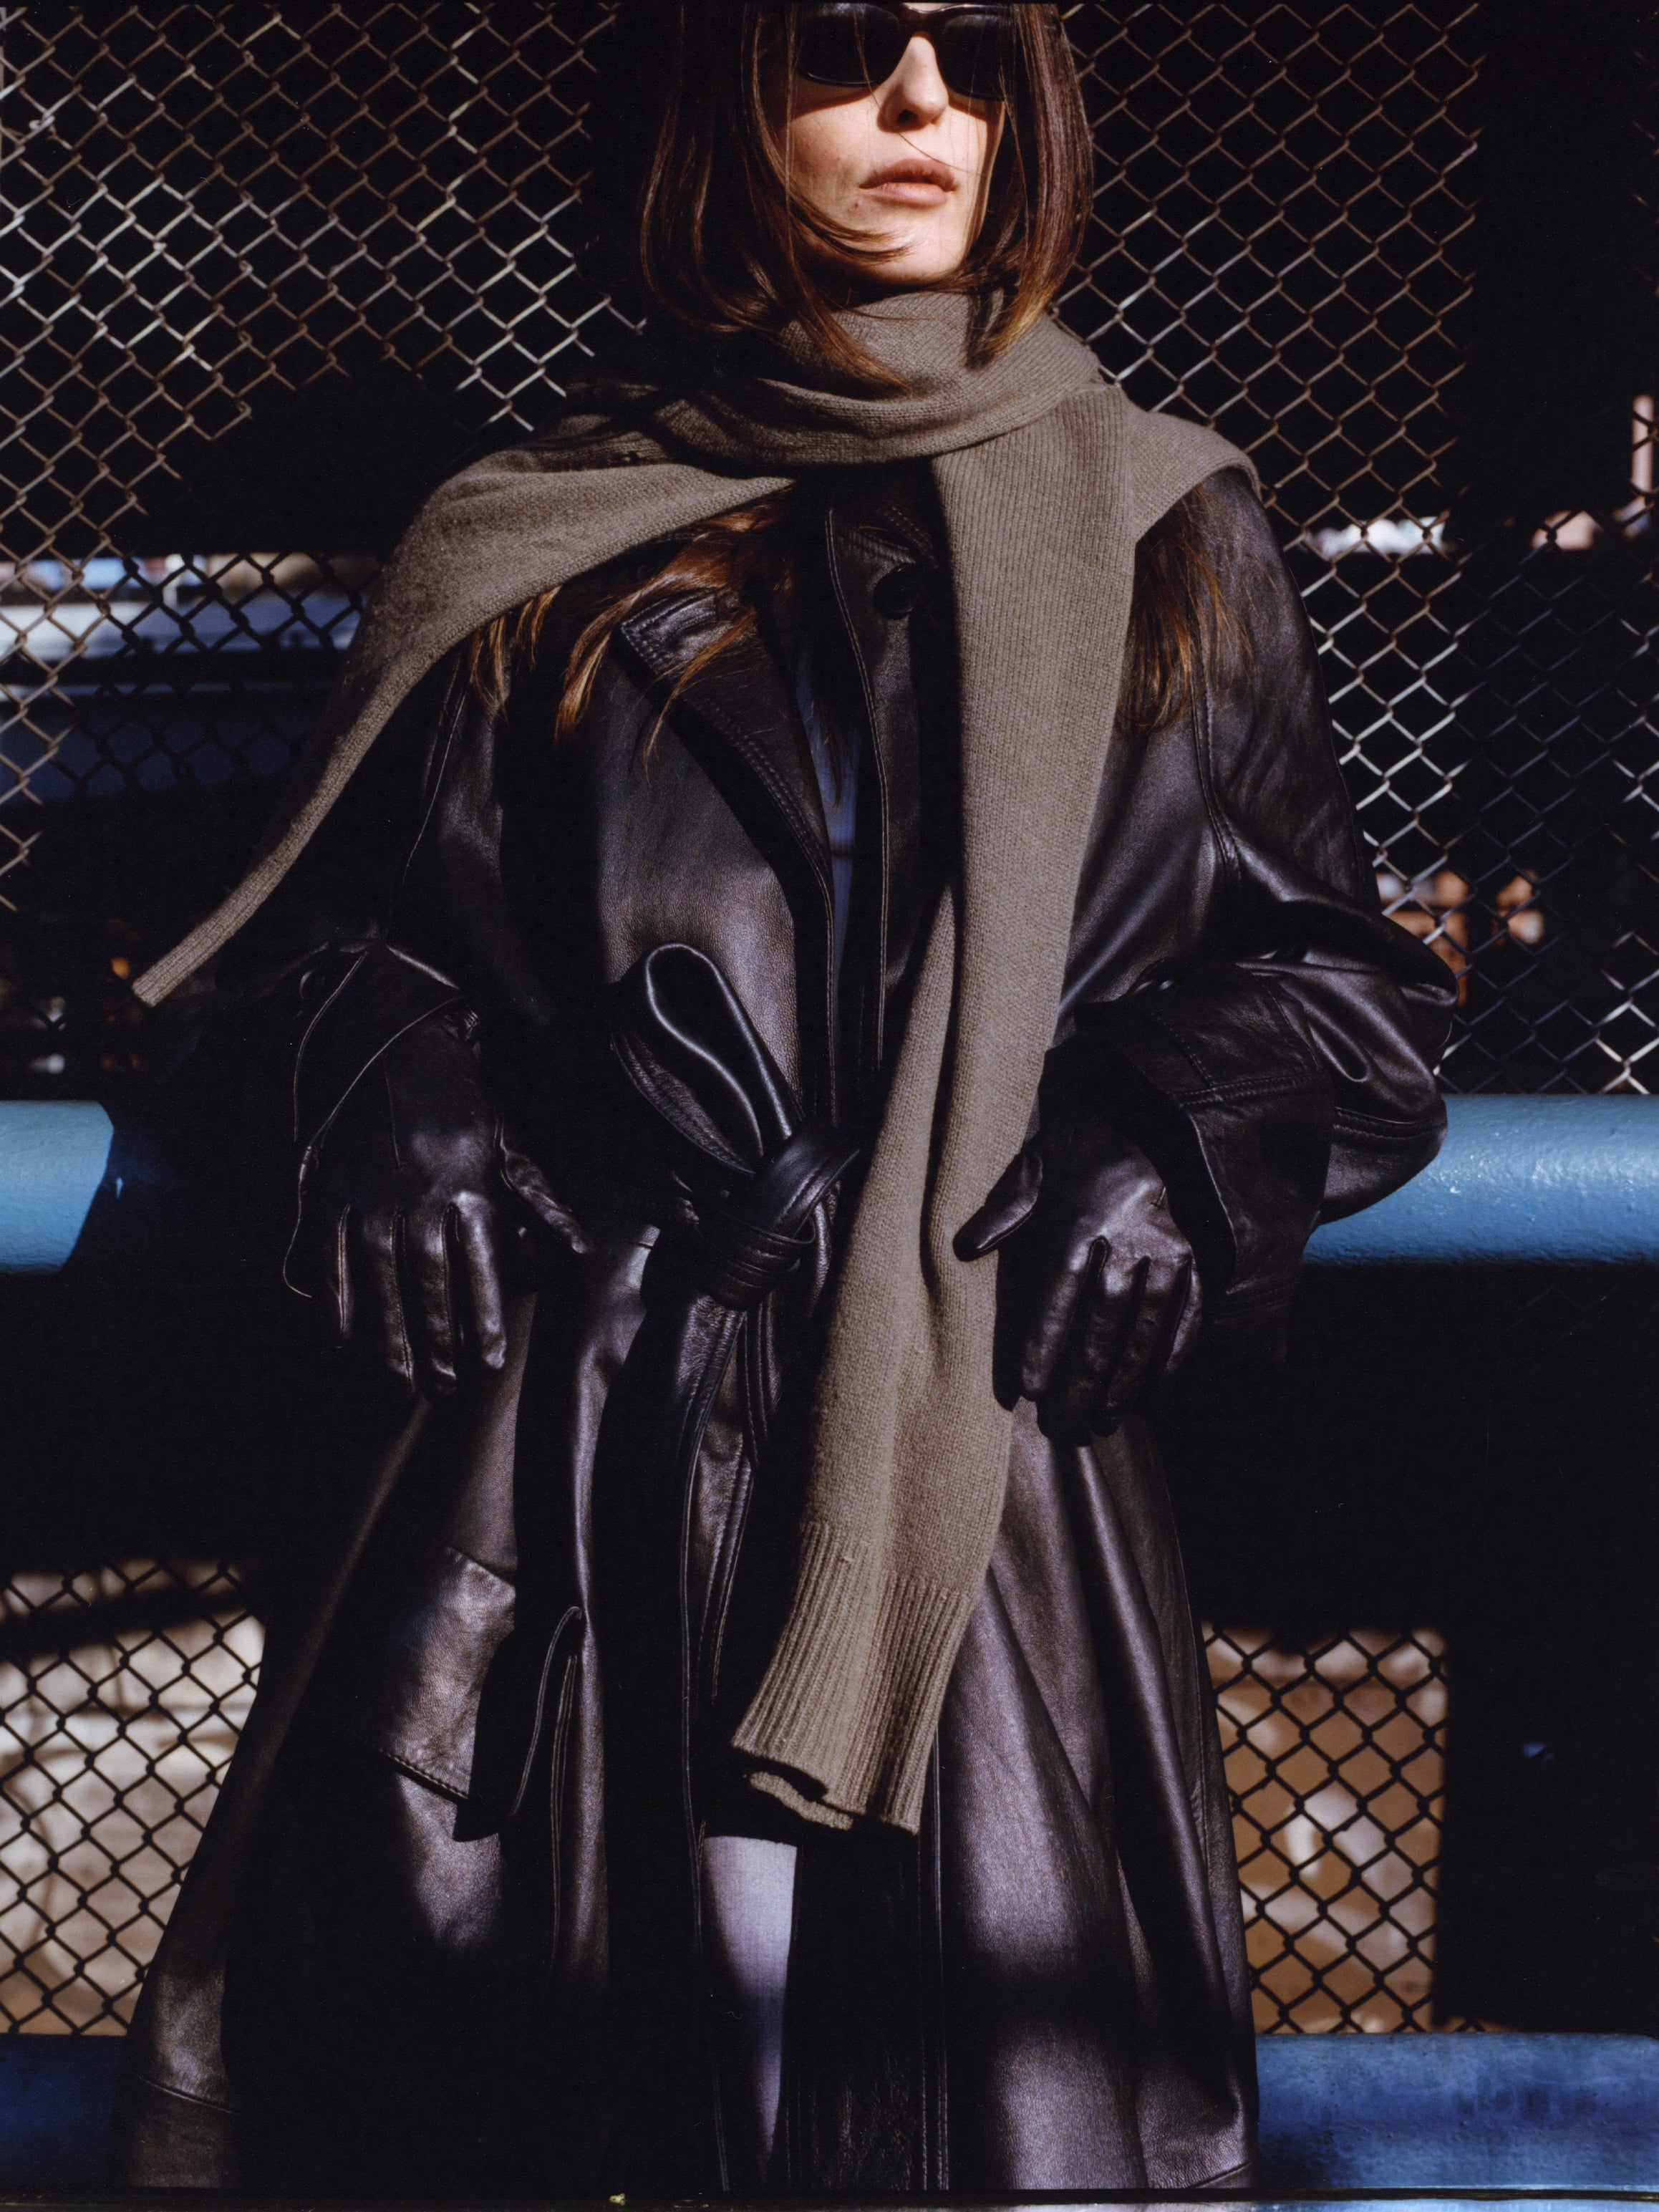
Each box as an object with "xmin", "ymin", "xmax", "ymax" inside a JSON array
[
  {"xmin": 1045, "ymin": 1246, "xmax": 1143, "ymax": 1441},
  {"xmin": 999, "ymin": 1230, "xmax": 1089, "ymax": 1405},
  {"xmin": 500, "ymin": 1138, "xmax": 594, "ymax": 1256},
  {"xmin": 402, "ymin": 1211, "xmax": 460, "ymax": 1397},
  {"xmin": 451, "ymin": 1202, "xmax": 509, "ymax": 1374},
  {"xmin": 1100, "ymin": 1254, "xmax": 1178, "ymax": 1419},
  {"xmin": 956, "ymin": 1148, "xmax": 1043, "ymax": 1261},
  {"xmin": 354, "ymin": 1211, "xmax": 416, "ymax": 1391}
]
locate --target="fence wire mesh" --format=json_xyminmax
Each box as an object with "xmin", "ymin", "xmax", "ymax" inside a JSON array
[
  {"xmin": 0, "ymin": 1, "xmax": 1652, "ymax": 2037},
  {"xmin": 0, "ymin": 1564, "xmax": 259, "ymax": 2033},
  {"xmin": 1211, "ymin": 1627, "xmax": 1448, "ymax": 2034}
]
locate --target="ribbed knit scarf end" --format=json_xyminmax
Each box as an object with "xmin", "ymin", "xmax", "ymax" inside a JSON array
[{"xmin": 737, "ymin": 1520, "xmax": 982, "ymax": 1832}]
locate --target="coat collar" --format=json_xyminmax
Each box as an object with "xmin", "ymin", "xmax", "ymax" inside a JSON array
[{"xmin": 617, "ymin": 588, "xmax": 831, "ymax": 896}]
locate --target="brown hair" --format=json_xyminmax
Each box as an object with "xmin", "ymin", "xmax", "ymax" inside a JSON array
[
  {"xmin": 474, "ymin": 8, "xmax": 1238, "ymax": 744},
  {"xmin": 470, "ymin": 497, "xmax": 793, "ymax": 745},
  {"xmin": 1121, "ymin": 484, "xmax": 1249, "ymax": 735}
]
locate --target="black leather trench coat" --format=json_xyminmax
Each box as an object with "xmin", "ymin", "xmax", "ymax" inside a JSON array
[{"xmin": 114, "ymin": 463, "xmax": 1452, "ymax": 2197}]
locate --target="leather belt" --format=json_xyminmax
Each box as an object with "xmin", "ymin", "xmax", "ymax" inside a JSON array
[
  {"xmin": 670, "ymin": 1119, "xmax": 861, "ymax": 1309},
  {"xmin": 610, "ymin": 941, "xmax": 861, "ymax": 1314}
]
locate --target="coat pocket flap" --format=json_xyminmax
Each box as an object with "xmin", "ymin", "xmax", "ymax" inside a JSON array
[{"xmin": 333, "ymin": 1535, "xmax": 517, "ymax": 1801}]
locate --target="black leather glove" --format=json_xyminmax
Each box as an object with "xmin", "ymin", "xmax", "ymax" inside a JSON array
[
  {"xmin": 290, "ymin": 1010, "xmax": 587, "ymax": 1398},
  {"xmin": 956, "ymin": 1103, "xmax": 1202, "ymax": 1444}
]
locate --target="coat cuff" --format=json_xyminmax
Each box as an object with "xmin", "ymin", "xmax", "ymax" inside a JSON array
[
  {"xmin": 1068, "ymin": 973, "xmax": 1335, "ymax": 1339},
  {"xmin": 291, "ymin": 940, "xmax": 465, "ymax": 1160}
]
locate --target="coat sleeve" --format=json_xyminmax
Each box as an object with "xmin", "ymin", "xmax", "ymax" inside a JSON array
[
  {"xmin": 1063, "ymin": 467, "xmax": 1456, "ymax": 1340},
  {"xmin": 155, "ymin": 649, "xmax": 485, "ymax": 1171}
]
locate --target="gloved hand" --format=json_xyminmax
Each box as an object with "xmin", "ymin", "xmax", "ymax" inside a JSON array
[
  {"xmin": 290, "ymin": 1010, "xmax": 587, "ymax": 1398},
  {"xmin": 956, "ymin": 1106, "xmax": 1202, "ymax": 1444}
]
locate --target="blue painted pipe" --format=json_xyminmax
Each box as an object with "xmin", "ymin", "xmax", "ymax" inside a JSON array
[
  {"xmin": 1254, "ymin": 2030, "xmax": 1659, "ymax": 2191},
  {"xmin": 6, "ymin": 1094, "xmax": 1659, "ymax": 1272},
  {"xmin": 0, "ymin": 2030, "xmax": 1655, "ymax": 2190},
  {"xmin": 1307, "ymin": 1094, "xmax": 1659, "ymax": 1265},
  {"xmin": 0, "ymin": 1102, "xmax": 114, "ymax": 1272},
  {"xmin": 0, "ymin": 2037, "xmax": 122, "ymax": 2188}
]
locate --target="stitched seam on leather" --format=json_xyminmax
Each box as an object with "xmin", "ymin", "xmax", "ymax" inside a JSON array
[
  {"xmin": 396, "ymin": 648, "xmax": 472, "ymax": 905},
  {"xmin": 1140, "ymin": 996, "xmax": 1312, "ymax": 1097},
  {"xmin": 1134, "ymin": 1001, "xmax": 1220, "ymax": 1091},
  {"xmin": 291, "ymin": 947, "xmax": 368, "ymax": 1144},
  {"xmin": 340, "ymin": 1726, "xmax": 470, "ymax": 1801},
  {"xmin": 1138, "ymin": 972, "xmax": 1322, "ymax": 1103},
  {"xmin": 1160, "ymin": 1070, "xmax": 1325, "ymax": 1106},
  {"xmin": 122, "ymin": 2072, "xmax": 236, "ymax": 2116},
  {"xmin": 1334, "ymin": 1104, "xmax": 1443, "ymax": 1136},
  {"xmin": 1189, "ymin": 658, "xmax": 1242, "ymax": 901},
  {"xmin": 695, "ymin": 691, "xmax": 828, "ymax": 881},
  {"xmin": 327, "ymin": 1540, "xmax": 514, "ymax": 1800}
]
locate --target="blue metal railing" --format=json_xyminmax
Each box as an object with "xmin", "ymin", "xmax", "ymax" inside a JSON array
[
  {"xmin": 4, "ymin": 2029, "xmax": 1658, "ymax": 2192},
  {"xmin": 0, "ymin": 1102, "xmax": 114, "ymax": 1272},
  {"xmin": 9, "ymin": 1094, "xmax": 1659, "ymax": 1275},
  {"xmin": 1307, "ymin": 1096, "xmax": 1659, "ymax": 1267}
]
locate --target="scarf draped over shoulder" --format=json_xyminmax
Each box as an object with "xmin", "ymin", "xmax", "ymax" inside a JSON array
[{"xmin": 137, "ymin": 291, "xmax": 1247, "ymax": 1832}]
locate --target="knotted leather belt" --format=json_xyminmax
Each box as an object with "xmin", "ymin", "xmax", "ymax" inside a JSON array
[
  {"xmin": 668, "ymin": 1121, "xmax": 858, "ymax": 1308},
  {"xmin": 610, "ymin": 943, "xmax": 861, "ymax": 1313}
]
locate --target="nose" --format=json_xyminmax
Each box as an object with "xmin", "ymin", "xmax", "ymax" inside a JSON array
[{"xmin": 878, "ymin": 33, "xmax": 950, "ymax": 130}]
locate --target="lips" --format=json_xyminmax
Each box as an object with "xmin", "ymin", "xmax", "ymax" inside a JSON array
[{"xmin": 863, "ymin": 157, "xmax": 957, "ymax": 192}]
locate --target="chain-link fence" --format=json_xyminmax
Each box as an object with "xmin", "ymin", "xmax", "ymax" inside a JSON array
[
  {"xmin": 2, "ymin": 1, "xmax": 1654, "ymax": 2039},
  {"xmin": 1211, "ymin": 1626, "xmax": 1448, "ymax": 2034},
  {"xmin": 0, "ymin": 1563, "xmax": 259, "ymax": 2032}
]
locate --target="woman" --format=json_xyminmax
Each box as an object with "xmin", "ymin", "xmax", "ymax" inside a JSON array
[{"xmin": 114, "ymin": 3, "xmax": 1451, "ymax": 2196}]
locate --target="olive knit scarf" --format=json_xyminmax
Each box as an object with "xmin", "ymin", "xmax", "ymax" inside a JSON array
[{"xmin": 137, "ymin": 291, "xmax": 1244, "ymax": 1833}]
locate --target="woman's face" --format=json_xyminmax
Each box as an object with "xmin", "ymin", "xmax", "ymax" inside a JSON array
[{"xmin": 778, "ymin": 5, "xmax": 1006, "ymax": 287}]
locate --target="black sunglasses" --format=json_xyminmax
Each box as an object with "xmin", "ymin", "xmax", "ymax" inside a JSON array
[{"xmin": 794, "ymin": 4, "xmax": 1017, "ymax": 103}]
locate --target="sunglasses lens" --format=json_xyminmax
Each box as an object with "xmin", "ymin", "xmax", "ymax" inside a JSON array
[
  {"xmin": 795, "ymin": 5, "xmax": 906, "ymax": 87},
  {"xmin": 793, "ymin": 5, "xmax": 1015, "ymax": 100},
  {"xmin": 934, "ymin": 11, "xmax": 1014, "ymax": 100}
]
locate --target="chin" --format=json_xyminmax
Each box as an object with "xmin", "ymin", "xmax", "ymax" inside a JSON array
[
  {"xmin": 876, "ymin": 240, "xmax": 972, "ymax": 286},
  {"xmin": 814, "ymin": 226, "xmax": 970, "ymax": 292}
]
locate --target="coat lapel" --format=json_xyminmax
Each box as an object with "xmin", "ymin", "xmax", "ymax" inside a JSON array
[
  {"xmin": 619, "ymin": 589, "xmax": 839, "ymax": 1114},
  {"xmin": 619, "ymin": 590, "xmax": 832, "ymax": 901}
]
